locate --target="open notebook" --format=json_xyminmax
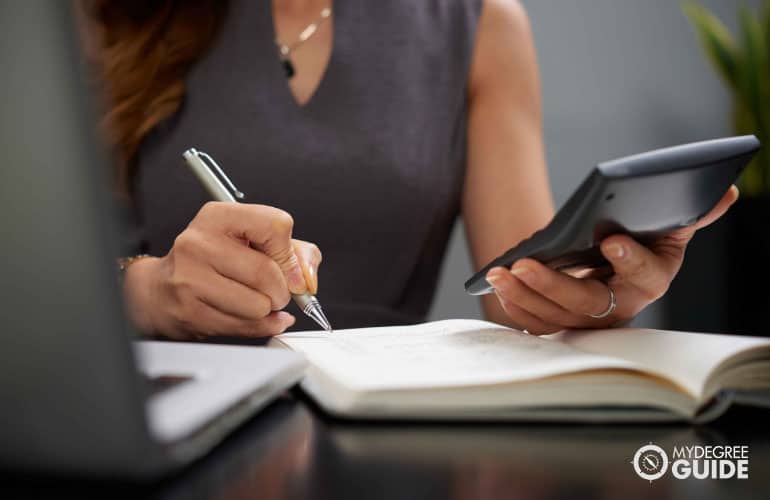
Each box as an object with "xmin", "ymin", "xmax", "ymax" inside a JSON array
[{"xmin": 269, "ymin": 319, "xmax": 770, "ymax": 422}]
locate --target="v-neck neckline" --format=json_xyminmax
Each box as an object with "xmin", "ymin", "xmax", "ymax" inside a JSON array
[{"xmin": 266, "ymin": 0, "xmax": 340, "ymax": 111}]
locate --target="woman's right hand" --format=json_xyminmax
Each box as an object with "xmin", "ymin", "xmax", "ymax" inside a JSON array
[{"xmin": 122, "ymin": 202, "xmax": 322, "ymax": 340}]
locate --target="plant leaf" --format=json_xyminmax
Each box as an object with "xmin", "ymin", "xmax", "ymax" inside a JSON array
[
  {"xmin": 765, "ymin": 1, "xmax": 770, "ymax": 194},
  {"xmin": 732, "ymin": 100, "xmax": 761, "ymax": 195},
  {"xmin": 682, "ymin": 1, "xmax": 740, "ymax": 90},
  {"xmin": 765, "ymin": 1, "xmax": 770, "ymax": 111},
  {"xmin": 737, "ymin": 4, "xmax": 767, "ymax": 136},
  {"xmin": 738, "ymin": 0, "xmax": 768, "ymax": 198}
]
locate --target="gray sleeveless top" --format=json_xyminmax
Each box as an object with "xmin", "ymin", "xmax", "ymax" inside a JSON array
[{"xmin": 133, "ymin": 0, "xmax": 483, "ymax": 330}]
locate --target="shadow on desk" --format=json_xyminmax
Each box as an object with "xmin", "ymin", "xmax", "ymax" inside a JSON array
[{"xmin": 3, "ymin": 395, "xmax": 770, "ymax": 500}]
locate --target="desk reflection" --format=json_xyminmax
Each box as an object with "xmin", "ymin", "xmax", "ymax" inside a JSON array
[
  {"xmin": 5, "ymin": 396, "xmax": 770, "ymax": 500},
  {"xmin": 159, "ymin": 396, "xmax": 770, "ymax": 500}
]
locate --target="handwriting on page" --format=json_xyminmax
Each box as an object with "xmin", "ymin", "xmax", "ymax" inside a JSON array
[{"xmin": 280, "ymin": 320, "xmax": 629, "ymax": 388}]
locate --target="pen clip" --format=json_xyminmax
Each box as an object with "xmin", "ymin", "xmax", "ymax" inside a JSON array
[{"xmin": 190, "ymin": 149, "xmax": 245, "ymax": 200}]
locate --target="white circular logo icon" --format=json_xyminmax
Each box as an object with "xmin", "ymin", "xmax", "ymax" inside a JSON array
[{"xmin": 632, "ymin": 443, "xmax": 669, "ymax": 482}]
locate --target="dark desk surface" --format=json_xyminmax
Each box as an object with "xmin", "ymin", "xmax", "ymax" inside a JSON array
[{"xmin": 4, "ymin": 394, "xmax": 770, "ymax": 500}]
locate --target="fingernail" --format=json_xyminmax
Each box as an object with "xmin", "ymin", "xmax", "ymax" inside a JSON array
[
  {"xmin": 282, "ymin": 312, "xmax": 296, "ymax": 327},
  {"xmin": 308, "ymin": 265, "xmax": 318, "ymax": 294},
  {"xmin": 606, "ymin": 243, "xmax": 626, "ymax": 260},
  {"xmin": 486, "ymin": 274, "xmax": 502, "ymax": 289},
  {"xmin": 511, "ymin": 266, "xmax": 534, "ymax": 285},
  {"xmin": 730, "ymin": 185, "xmax": 740, "ymax": 203}
]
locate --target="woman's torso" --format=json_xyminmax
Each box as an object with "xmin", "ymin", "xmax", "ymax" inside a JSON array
[{"xmin": 134, "ymin": 0, "xmax": 482, "ymax": 330}]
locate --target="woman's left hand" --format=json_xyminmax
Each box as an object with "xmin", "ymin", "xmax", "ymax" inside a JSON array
[{"xmin": 485, "ymin": 185, "xmax": 739, "ymax": 335}]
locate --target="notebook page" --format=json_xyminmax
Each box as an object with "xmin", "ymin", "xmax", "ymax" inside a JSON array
[
  {"xmin": 548, "ymin": 329, "xmax": 770, "ymax": 399},
  {"xmin": 275, "ymin": 319, "xmax": 635, "ymax": 390}
]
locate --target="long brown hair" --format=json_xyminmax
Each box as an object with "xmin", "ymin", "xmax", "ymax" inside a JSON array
[{"xmin": 77, "ymin": 0, "xmax": 228, "ymax": 196}]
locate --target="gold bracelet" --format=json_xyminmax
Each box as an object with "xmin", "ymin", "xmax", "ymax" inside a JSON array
[{"xmin": 117, "ymin": 254, "xmax": 152, "ymax": 281}]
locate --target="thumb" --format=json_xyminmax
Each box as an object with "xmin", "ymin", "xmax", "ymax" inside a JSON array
[
  {"xmin": 600, "ymin": 235, "xmax": 670, "ymax": 300},
  {"xmin": 194, "ymin": 203, "xmax": 310, "ymax": 294},
  {"xmin": 292, "ymin": 240, "xmax": 323, "ymax": 295},
  {"xmin": 255, "ymin": 211, "xmax": 308, "ymax": 294}
]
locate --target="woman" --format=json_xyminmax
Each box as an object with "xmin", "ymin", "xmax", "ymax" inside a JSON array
[{"xmin": 79, "ymin": 0, "xmax": 737, "ymax": 339}]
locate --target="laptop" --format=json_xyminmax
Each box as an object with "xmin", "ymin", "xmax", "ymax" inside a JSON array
[{"xmin": 0, "ymin": 3, "xmax": 306, "ymax": 478}]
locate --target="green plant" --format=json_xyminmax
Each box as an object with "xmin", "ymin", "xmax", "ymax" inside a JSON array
[{"xmin": 683, "ymin": 1, "xmax": 770, "ymax": 196}]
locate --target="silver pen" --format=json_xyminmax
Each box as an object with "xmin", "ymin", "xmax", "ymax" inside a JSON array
[{"xmin": 182, "ymin": 148, "xmax": 332, "ymax": 332}]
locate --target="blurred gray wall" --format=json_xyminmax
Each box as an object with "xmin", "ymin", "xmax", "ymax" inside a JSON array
[{"xmin": 429, "ymin": 0, "xmax": 754, "ymax": 327}]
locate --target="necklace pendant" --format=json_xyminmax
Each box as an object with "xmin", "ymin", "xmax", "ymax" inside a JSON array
[{"xmin": 281, "ymin": 57, "xmax": 295, "ymax": 79}]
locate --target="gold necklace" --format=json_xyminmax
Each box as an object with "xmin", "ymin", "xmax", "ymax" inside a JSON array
[{"xmin": 275, "ymin": 6, "xmax": 332, "ymax": 79}]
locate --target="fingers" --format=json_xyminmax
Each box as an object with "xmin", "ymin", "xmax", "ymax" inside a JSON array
[
  {"xmin": 597, "ymin": 185, "xmax": 739, "ymax": 307},
  {"xmin": 185, "ymin": 304, "xmax": 296, "ymax": 339},
  {"xmin": 692, "ymin": 184, "xmax": 739, "ymax": 231},
  {"xmin": 194, "ymin": 202, "xmax": 308, "ymax": 294},
  {"xmin": 597, "ymin": 185, "xmax": 738, "ymax": 311},
  {"xmin": 487, "ymin": 186, "xmax": 740, "ymax": 335},
  {"xmin": 156, "ymin": 204, "xmax": 323, "ymax": 340},
  {"xmin": 505, "ymin": 259, "xmax": 619, "ymax": 319},
  {"xmin": 496, "ymin": 298, "xmax": 562, "ymax": 335},
  {"xmin": 600, "ymin": 235, "xmax": 671, "ymax": 302},
  {"xmin": 292, "ymin": 240, "xmax": 323, "ymax": 294},
  {"xmin": 486, "ymin": 266, "xmax": 571, "ymax": 334},
  {"xmin": 488, "ymin": 259, "xmax": 620, "ymax": 329},
  {"xmin": 207, "ymin": 237, "xmax": 292, "ymax": 311},
  {"xmin": 487, "ymin": 267, "xmax": 571, "ymax": 325},
  {"xmin": 191, "ymin": 269, "xmax": 275, "ymax": 321},
  {"xmin": 660, "ymin": 185, "xmax": 740, "ymax": 246}
]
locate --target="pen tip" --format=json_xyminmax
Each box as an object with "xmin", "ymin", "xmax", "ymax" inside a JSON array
[{"xmin": 305, "ymin": 302, "xmax": 332, "ymax": 332}]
